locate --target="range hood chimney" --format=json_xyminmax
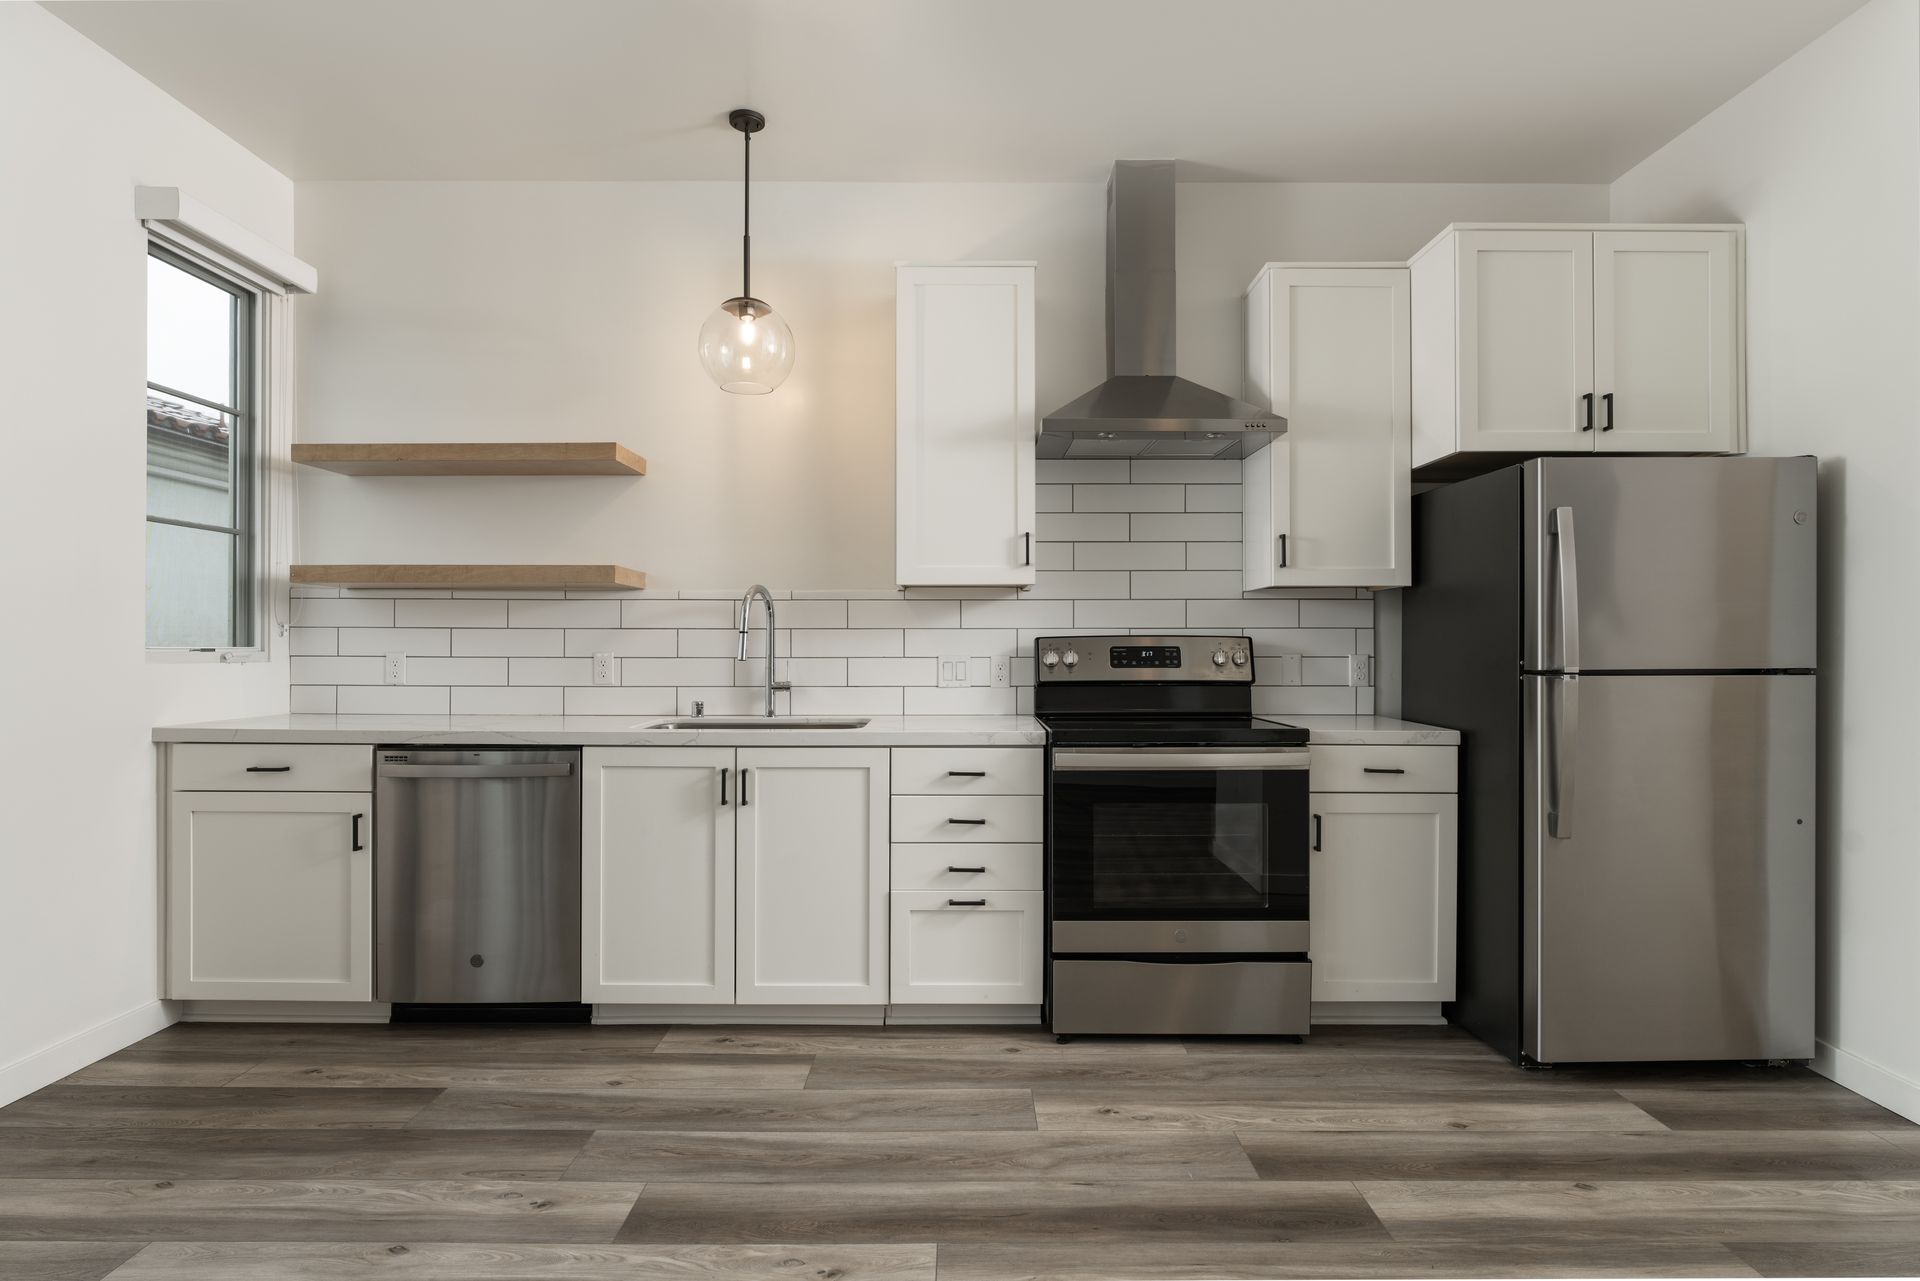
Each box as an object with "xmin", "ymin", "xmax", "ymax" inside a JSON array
[{"xmin": 1040, "ymin": 161, "xmax": 1285, "ymax": 460}]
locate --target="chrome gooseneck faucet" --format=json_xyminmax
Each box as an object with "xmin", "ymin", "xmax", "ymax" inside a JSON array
[{"xmin": 738, "ymin": 584, "xmax": 791, "ymax": 717}]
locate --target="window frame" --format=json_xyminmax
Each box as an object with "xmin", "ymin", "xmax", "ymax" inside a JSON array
[{"xmin": 144, "ymin": 240, "xmax": 269, "ymax": 661}]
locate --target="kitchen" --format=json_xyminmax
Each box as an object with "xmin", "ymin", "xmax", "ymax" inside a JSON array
[{"xmin": 2, "ymin": 2, "xmax": 1917, "ymax": 1279}]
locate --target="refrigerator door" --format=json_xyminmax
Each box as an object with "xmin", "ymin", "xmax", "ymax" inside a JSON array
[
  {"xmin": 1524, "ymin": 672, "xmax": 1814, "ymax": 1063},
  {"xmin": 1523, "ymin": 456, "xmax": 1817, "ymax": 673}
]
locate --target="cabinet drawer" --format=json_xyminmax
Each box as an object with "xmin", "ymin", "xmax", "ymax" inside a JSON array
[
  {"xmin": 892, "ymin": 843, "xmax": 1042, "ymax": 891},
  {"xmin": 890, "ymin": 889, "xmax": 1043, "ymax": 1005},
  {"xmin": 891, "ymin": 747, "xmax": 1042, "ymax": 796},
  {"xmin": 170, "ymin": 744, "xmax": 373, "ymax": 793},
  {"xmin": 891, "ymin": 795, "xmax": 1043, "ymax": 844},
  {"xmin": 1311, "ymin": 745, "xmax": 1456, "ymax": 793}
]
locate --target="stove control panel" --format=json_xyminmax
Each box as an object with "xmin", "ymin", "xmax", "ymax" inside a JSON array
[{"xmin": 1035, "ymin": 634, "xmax": 1253, "ymax": 682}]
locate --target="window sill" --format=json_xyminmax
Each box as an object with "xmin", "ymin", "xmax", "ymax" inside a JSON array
[{"xmin": 146, "ymin": 648, "xmax": 269, "ymax": 665}]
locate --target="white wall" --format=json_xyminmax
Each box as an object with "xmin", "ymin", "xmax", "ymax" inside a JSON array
[
  {"xmin": 293, "ymin": 179, "xmax": 1605, "ymax": 588},
  {"xmin": 0, "ymin": 5, "xmax": 296, "ymax": 1101},
  {"xmin": 1612, "ymin": 0, "xmax": 1920, "ymax": 1119}
]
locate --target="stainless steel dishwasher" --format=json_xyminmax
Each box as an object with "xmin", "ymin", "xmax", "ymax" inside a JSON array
[{"xmin": 375, "ymin": 748, "xmax": 581, "ymax": 1004}]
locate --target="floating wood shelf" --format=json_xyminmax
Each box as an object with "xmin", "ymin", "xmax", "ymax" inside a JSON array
[
  {"xmin": 292, "ymin": 442, "xmax": 647, "ymax": 476},
  {"xmin": 292, "ymin": 564, "xmax": 647, "ymax": 591}
]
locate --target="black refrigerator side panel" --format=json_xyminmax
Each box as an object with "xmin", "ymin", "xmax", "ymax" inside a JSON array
[{"xmin": 1402, "ymin": 467, "xmax": 1526, "ymax": 1063}]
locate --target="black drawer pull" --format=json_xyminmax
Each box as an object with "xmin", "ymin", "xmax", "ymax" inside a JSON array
[
  {"xmin": 947, "ymin": 898, "xmax": 988, "ymax": 907},
  {"xmin": 1362, "ymin": 767, "xmax": 1406, "ymax": 775},
  {"xmin": 947, "ymin": 865, "xmax": 987, "ymax": 874},
  {"xmin": 946, "ymin": 817, "xmax": 987, "ymax": 825},
  {"xmin": 245, "ymin": 765, "xmax": 292, "ymax": 773},
  {"xmin": 947, "ymin": 770, "xmax": 987, "ymax": 778},
  {"xmin": 1602, "ymin": 391, "xmax": 1615, "ymax": 432},
  {"xmin": 1581, "ymin": 391, "xmax": 1595, "ymax": 431},
  {"xmin": 351, "ymin": 813, "xmax": 366, "ymax": 852},
  {"xmin": 1312, "ymin": 814, "xmax": 1323, "ymax": 852}
]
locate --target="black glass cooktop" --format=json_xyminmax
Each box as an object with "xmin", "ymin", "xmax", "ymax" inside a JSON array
[{"xmin": 1039, "ymin": 715, "xmax": 1309, "ymax": 748}]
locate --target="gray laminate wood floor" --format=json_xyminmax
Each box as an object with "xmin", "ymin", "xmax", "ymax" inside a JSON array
[{"xmin": 0, "ymin": 1022, "xmax": 1915, "ymax": 1279}]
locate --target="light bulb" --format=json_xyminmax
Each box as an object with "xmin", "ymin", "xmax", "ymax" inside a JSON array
[{"xmin": 738, "ymin": 319, "xmax": 757, "ymax": 344}]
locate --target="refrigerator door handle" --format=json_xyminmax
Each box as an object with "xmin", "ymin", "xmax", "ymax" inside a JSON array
[
  {"xmin": 1550, "ymin": 506, "xmax": 1581, "ymax": 674},
  {"xmin": 1547, "ymin": 673, "xmax": 1580, "ymax": 839}
]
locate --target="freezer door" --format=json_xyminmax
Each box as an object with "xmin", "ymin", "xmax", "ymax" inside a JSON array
[
  {"xmin": 1524, "ymin": 673, "xmax": 1814, "ymax": 1063},
  {"xmin": 1523, "ymin": 456, "xmax": 1817, "ymax": 672}
]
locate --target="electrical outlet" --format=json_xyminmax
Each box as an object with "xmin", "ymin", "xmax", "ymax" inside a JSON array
[
  {"xmin": 592, "ymin": 653, "xmax": 616, "ymax": 686},
  {"xmin": 990, "ymin": 655, "xmax": 1012, "ymax": 689},
  {"xmin": 1350, "ymin": 655, "xmax": 1373, "ymax": 688},
  {"xmin": 938, "ymin": 654, "xmax": 969, "ymax": 688},
  {"xmin": 1277, "ymin": 654, "xmax": 1302, "ymax": 686},
  {"xmin": 384, "ymin": 653, "xmax": 406, "ymax": 685}
]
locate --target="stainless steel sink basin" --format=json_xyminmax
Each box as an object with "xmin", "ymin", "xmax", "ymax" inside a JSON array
[{"xmin": 645, "ymin": 716, "xmax": 872, "ymax": 730}]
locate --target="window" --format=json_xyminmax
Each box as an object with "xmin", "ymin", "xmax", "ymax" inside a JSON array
[{"xmin": 146, "ymin": 246, "xmax": 257, "ymax": 650}]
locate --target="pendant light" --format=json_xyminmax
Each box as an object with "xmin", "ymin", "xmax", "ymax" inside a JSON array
[{"xmin": 699, "ymin": 108, "xmax": 794, "ymax": 394}]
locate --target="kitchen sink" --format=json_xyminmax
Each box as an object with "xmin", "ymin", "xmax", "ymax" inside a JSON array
[{"xmin": 645, "ymin": 716, "xmax": 872, "ymax": 730}]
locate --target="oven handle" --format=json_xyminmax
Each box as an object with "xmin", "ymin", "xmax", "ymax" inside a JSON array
[{"xmin": 1053, "ymin": 747, "xmax": 1310, "ymax": 772}]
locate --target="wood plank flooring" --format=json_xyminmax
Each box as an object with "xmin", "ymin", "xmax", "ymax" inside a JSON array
[{"xmin": 0, "ymin": 1022, "xmax": 1911, "ymax": 1280}]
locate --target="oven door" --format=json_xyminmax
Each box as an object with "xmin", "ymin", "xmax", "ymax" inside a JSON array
[{"xmin": 1049, "ymin": 746, "xmax": 1310, "ymax": 954}]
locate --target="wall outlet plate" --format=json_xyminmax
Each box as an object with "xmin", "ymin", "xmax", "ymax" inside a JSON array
[
  {"xmin": 592, "ymin": 652, "xmax": 616, "ymax": 686},
  {"xmin": 1350, "ymin": 655, "xmax": 1373, "ymax": 688},
  {"xmin": 384, "ymin": 653, "xmax": 405, "ymax": 685},
  {"xmin": 1277, "ymin": 654, "xmax": 1302, "ymax": 686},
  {"xmin": 938, "ymin": 654, "xmax": 970, "ymax": 688},
  {"xmin": 990, "ymin": 655, "xmax": 1012, "ymax": 688}
]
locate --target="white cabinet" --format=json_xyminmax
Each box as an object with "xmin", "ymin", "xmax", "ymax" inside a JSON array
[
  {"xmin": 166, "ymin": 791, "xmax": 373, "ymax": 1001},
  {"xmin": 896, "ymin": 263, "xmax": 1036, "ymax": 587},
  {"xmin": 1411, "ymin": 224, "xmax": 1740, "ymax": 469},
  {"xmin": 1309, "ymin": 748, "xmax": 1458, "ymax": 1005},
  {"xmin": 582, "ymin": 747, "xmax": 735, "ymax": 1004},
  {"xmin": 584, "ymin": 746, "xmax": 889, "ymax": 1008},
  {"xmin": 1243, "ymin": 265, "xmax": 1411, "ymax": 589},
  {"xmin": 891, "ymin": 891, "xmax": 1044, "ymax": 1004},
  {"xmin": 736, "ymin": 747, "xmax": 891, "ymax": 1005}
]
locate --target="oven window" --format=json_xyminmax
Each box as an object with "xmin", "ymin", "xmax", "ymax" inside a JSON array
[{"xmin": 1050, "ymin": 767, "xmax": 1308, "ymax": 921}]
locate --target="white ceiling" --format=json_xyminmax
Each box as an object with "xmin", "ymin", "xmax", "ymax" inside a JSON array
[{"xmin": 47, "ymin": 0, "xmax": 1864, "ymax": 183}]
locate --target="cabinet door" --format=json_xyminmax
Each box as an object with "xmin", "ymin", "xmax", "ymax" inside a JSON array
[
  {"xmin": 582, "ymin": 747, "xmax": 735, "ymax": 1004},
  {"xmin": 1455, "ymin": 230, "xmax": 1595, "ymax": 454},
  {"xmin": 166, "ymin": 791, "xmax": 371, "ymax": 1000},
  {"xmin": 1309, "ymin": 791, "xmax": 1458, "ymax": 1002},
  {"xmin": 891, "ymin": 890, "xmax": 1043, "ymax": 1004},
  {"xmin": 1593, "ymin": 231, "xmax": 1739, "ymax": 454},
  {"xmin": 896, "ymin": 264, "xmax": 1037, "ymax": 587},
  {"xmin": 1244, "ymin": 267, "xmax": 1410, "ymax": 589},
  {"xmin": 737, "ymin": 747, "xmax": 890, "ymax": 1004}
]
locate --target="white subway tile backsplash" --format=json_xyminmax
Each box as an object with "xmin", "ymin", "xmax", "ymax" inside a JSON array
[
  {"xmin": 791, "ymin": 629, "xmax": 904, "ymax": 658},
  {"xmin": 1254, "ymin": 686, "xmax": 1360, "ymax": 716},
  {"xmin": 1131, "ymin": 513, "xmax": 1240, "ymax": 542},
  {"xmin": 960, "ymin": 599, "xmax": 1074, "ymax": 629},
  {"xmin": 1036, "ymin": 484, "xmax": 1073, "ymax": 513},
  {"xmin": 1071, "ymin": 484, "xmax": 1184, "ymax": 512},
  {"xmin": 290, "ymin": 598, "xmax": 394, "ymax": 628},
  {"xmin": 1185, "ymin": 484, "xmax": 1242, "ymax": 512},
  {"xmin": 337, "ymin": 627, "xmax": 452, "ymax": 657},
  {"xmin": 1073, "ymin": 600, "xmax": 1185, "ymax": 629},
  {"xmin": 1130, "ymin": 460, "xmax": 1240, "ymax": 484},
  {"xmin": 847, "ymin": 599, "xmax": 961, "ymax": 629},
  {"xmin": 1037, "ymin": 513, "xmax": 1130, "ymax": 542},
  {"xmin": 790, "ymin": 686, "xmax": 905, "ymax": 716},
  {"xmin": 1184, "ymin": 542, "xmax": 1242, "ymax": 570},
  {"xmin": 289, "ymin": 686, "xmax": 336, "ymax": 713},
  {"xmin": 1031, "ymin": 571, "xmax": 1130, "ymax": 600},
  {"xmin": 291, "ymin": 656, "xmax": 384, "ymax": 685},
  {"xmin": 1187, "ymin": 599, "xmax": 1304, "ymax": 628},
  {"xmin": 460, "ymin": 628, "xmax": 567, "ymax": 657},
  {"xmin": 287, "ymin": 628, "xmax": 338, "ymax": 656},
  {"xmin": 1245, "ymin": 627, "xmax": 1359, "ymax": 656},
  {"xmin": 563, "ymin": 686, "xmax": 677, "ymax": 717},
  {"xmin": 622, "ymin": 599, "xmax": 738, "ymax": 629},
  {"xmin": 407, "ymin": 657, "xmax": 508, "ymax": 686},
  {"xmin": 677, "ymin": 687, "xmax": 792, "ymax": 717},
  {"xmin": 906, "ymin": 627, "xmax": 1014, "ymax": 657},
  {"xmin": 453, "ymin": 686, "xmax": 563, "ymax": 715},
  {"xmin": 679, "ymin": 629, "xmax": 780, "ymax": 658},
  {"xmin": 847, "ymin": 657, "xmax": 938, "ymax": 686},
  {"xmin": 779, "ymin": 599, "xmax": 849, "ymax": 629},
  {"xmin": 787, "ymin": 658, "xmax": 848, "ymax": 686},
  {"xmin": 337, "ymin": 685, "xmax": 451, "ymax": 715},
  {"xmin": 904, "ymin": 686, "xmax": 1017, "ymax": 716},
  {"xmin": 621, "ymin": 657, "xmax": 737, "ymax": 686},
  {"xmin": 1132, "ymin": 571, "xmax": 1244, "ymax": 600},
  {"xmin": 1037, "ymin": 460, "xmax": 1130, "ymax": 483},
  {"xmin": 1074, "ymin": 542, "xmax": 1184, "ymax": 571},
  {"xmin": 509, "ymin": 599, "xmax": 621, "ymax": 629},
  {"xmin": 1034, "ymin": 541, "xmax": 1074, "ymax": 571},
  {"xmin": 394, "ymin": 599, "xmax": 506, "ymax": 628},
  {"xmin": 509, "ymin": 657, "xmax": 595, "ymax": 686},
  {"xmin": 1302, "ymin": 599, "xmax": 1374, "ymax": 627}
]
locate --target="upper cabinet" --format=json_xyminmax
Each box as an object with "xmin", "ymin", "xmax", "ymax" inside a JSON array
[
  {"xmin": 1242, "ymin": 265, "xmax": 1411, "ymax": 590},
  {"xmin": 896, "ymin": 263, "xmax": 1037, "ymax": 587},
  {"xmin": 1410, "ymin": 225, "xmax": 1742, "ymax": 472}
]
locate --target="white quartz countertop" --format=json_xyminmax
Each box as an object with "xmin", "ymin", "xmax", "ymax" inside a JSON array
[
  {"xmin": 153, "ymin": 712, "xmax": 1457, "ymax": 747},
  {"xmin": 152, "ymin": 713, "xmax": 1049, "ymax": 747},
  {"xmin": 1274, "ymin": 715, "xmax": 1460, "ymax": 745}
]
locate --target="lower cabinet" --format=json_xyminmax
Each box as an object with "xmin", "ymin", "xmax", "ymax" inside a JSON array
[
  {"xmin": 1309, "ymin": 764, "xmax": 1458, "ymax": 1004},
  {"xmin": 583, "ymin": 745, "xmax": 890, "ymax": 1006},
  {"xmin": 891, "ymin": 891, "xmax": 1044, "ymax": 1004},
  {"xmin": 166, "ymin": 790, "xmax": 373, "ymax": 1001}
]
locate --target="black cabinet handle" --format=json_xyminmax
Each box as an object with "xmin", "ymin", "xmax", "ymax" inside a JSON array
[
  {"xmin": 947, "ymin": 865, "xmax": 988, "ymax": 874},
  {"xmin": 1602, "ymin": 392, "xmax": 1615, "ymax": 432},
  {"xmin": 946, "ymin": 817, "xmax": 987, "ymax": 825},
  {"xmin": 1311, "ymin": 814, "xmax": 1323, "ymax": 852},
  {"xmin": 1363, "ymin": 767, "xmax": 1406, "ymax": 775},
  {"xmin": 740, "ymin": 768, "xmax": 750, "ymax": 805},
  {"xmin": 947, "ymin": 770, "xmax": 987, "ymax": 778},
  {"xmin": 947, "ymin": 898, "xmax": 988, "ymax": 907},
  {"xmin": 245, "ymin": 765, "xmax": 292, "ymax": 773},
  {"xmin": 1277, "ymin": 533, "xmax": 1288, "ymax": 568},
  {"xmin": 351, "ymin": 813, "xmax": 365, "ymax": 852},
  {"xmin": 1581, "ymin": 392, "xmax": 1595, "ymax": 431},
  {"xmin": 719, "ymin": 768, "xmax": 729, "ymax": 806},
  {"xmin": 1023, "ymin": 531, "xmax": 1032, "ymax": 566}
]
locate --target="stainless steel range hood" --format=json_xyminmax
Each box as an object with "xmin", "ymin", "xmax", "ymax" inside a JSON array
[{"xmin": 1041, "ymin": 161, "xmax": 1285, "ymax": 460}]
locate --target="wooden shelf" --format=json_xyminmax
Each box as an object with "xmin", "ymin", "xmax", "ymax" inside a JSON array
[
  {"xmin": 291, "ymin": 564, "xmax": 646, "ymax": 591},
  {"xmin": 292, "ymin": 442, "xmax": 646, "ymax": 476}
]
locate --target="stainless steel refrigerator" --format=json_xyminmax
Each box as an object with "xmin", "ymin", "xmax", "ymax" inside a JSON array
[{"xmin": 1402, "ymin": 456, "xmax": 1816, "ymax": 1065}]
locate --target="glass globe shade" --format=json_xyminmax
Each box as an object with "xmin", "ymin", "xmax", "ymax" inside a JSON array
[{"xmin": 699, "ymin": 297, "xmax": 794, "ymax": 394}]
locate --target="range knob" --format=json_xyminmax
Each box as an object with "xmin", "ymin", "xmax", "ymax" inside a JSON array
[
  {"xmin": 1062, "ymin": 649, "xmax": 1079, "ymax": 668},
  {"xmin": 1211, "ymin": 649, "xmax": 1228, "ymax": 667},
  {"xmin": 1231, "ymin": 649, "xmax": 1248, "ymax": 667},
  {"xmin": 1040, "ymin": 649, "xmax": 1060, "ymax": 669}
]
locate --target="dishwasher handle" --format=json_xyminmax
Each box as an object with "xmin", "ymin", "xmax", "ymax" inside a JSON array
[{"xmin": 379, "ymin": 763, "xmax": 575, "ymax": 779}]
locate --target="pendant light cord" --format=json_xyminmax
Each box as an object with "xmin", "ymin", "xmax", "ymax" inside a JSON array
[{"xmin": 741, "ymin": 128, "xmax": 751, "ymax": 301}]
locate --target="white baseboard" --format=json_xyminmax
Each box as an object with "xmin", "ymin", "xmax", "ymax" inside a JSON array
[
  {"xmin": 1312, "ymin": 1000, "xmax": 1445, "ymax": 1025},
  {"xmin": 595, "ymin": 1003, "xmax": 885, "ymax": 1026},
  {"xmin": 1814, "ymin": 1037, "xmax": 1920, "ymax": 1125},
  {"xmin": 178, "ymin": 1001, "xmax": 391, "ymax": 1023},
  {"xmin": 886, "ymin": 1004, "xmax": 1042, "ymax": 1025},
  {"xmin": 0, "ymin": 999, "xmax": 176, "ymax": 1107}
]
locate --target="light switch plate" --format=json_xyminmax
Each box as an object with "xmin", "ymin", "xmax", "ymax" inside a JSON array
[
  {"xmin": 938, "ymin": 654, "xmax": 969, "ymax": 688},
  {"xmin": 384, "ymin": 653, "xmax": 405, "ymax": 685}
]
